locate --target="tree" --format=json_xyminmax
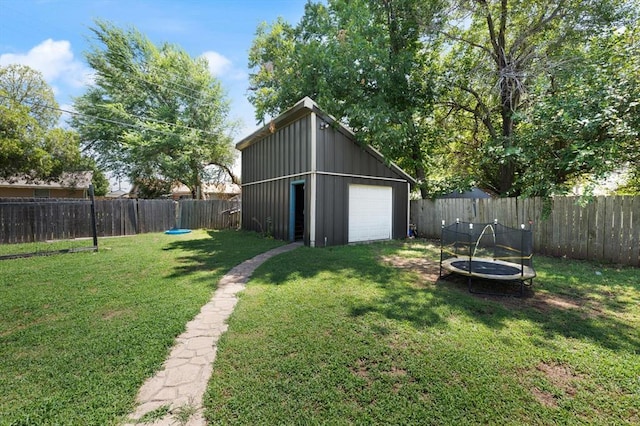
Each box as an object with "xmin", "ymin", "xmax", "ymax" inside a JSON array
[
  {"xmin": 437, "ymin": 0, "xmax": 639, "ymax": 196},
  {"xmin": 513, "ymin": 24, "xmax": 640, "ymax": 196},
  {"xmin": 71, "ymin": 20, "xmax": 239, "ymax": 199},
  {"xmin": 0, "ymin": 64, "xmax": 108, "ymax": 193},
  {"xmin": 248, "ymin": 0, "xmax": 446, "ymax": 198},
  {"xmin": 0, "ymin": 64, "xmax": 59, "ymax": 129},
  {"xmin": 249, "ymin": 0, "xmax": 638, "ymax": 199}
]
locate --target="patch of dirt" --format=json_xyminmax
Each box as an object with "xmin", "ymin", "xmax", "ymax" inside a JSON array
[
  {"xmin": 384, "ymin": 365, "xmax": 408, "ymax": 378},
  {"xmin": 101, "ymin": 308, "xmax": 132, "ymax": 320},
  {"xmin": 528, "ymin": 361, "xmax": 583, "ymax": 407},
  {"xmin": 531, "ymin": 387, "xmax": 558, "ymax": 408},
  {"xmin": 350, "ymin": 359, "xmax": 372, "ymax": 381},
  {"xmin": 525, "ymin": 295, "xmax": 580, "ymax": 312},
  {"xmin": 536, "ymin": 361, "xmax": 582, "ymax": 396},
  {"xmin": 381, "ymin": 255, "xmax": 441, "ymax": 284},
  {"xmin": 503, "ymin": 292, "xmax": 607, "ymax": 319}
]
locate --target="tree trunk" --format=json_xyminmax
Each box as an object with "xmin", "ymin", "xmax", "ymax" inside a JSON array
[{"xmin": 499, "ymin": 98, "xmax": 516, "ymax": 195}]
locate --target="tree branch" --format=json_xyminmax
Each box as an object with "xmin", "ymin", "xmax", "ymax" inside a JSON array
[
  {"xmin": 509, "ymin": 1, "xmax": 566, "ymax": 57},
  {"xmin": 440, "ymin": 31, "xmax": 495, "ymax": 59},
  {"xmin": 476, "ymin": 0, "xmax": 502, "ymax": 67},
  {"xmin": 210, "ymin": 162, "xmax": 241, "ymax": 185}
]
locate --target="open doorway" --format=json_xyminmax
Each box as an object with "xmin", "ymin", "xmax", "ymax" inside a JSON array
[{"xmin": 290, "ymin": 181, "xmax": 305, "ymax": 241}]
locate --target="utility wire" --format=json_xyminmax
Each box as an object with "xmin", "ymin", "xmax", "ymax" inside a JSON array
[
  {"xmin": 91, "ymin": 102, "xmax": 230, "ymax": 140},
  {"xmin": 0, "ymin": 94, "xmax": 233, "ymax": 144}
]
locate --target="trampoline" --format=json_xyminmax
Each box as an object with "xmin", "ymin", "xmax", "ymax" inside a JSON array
[{"xmin": 439, "ymin": 220, "xmax": 536, "ymax": 296}]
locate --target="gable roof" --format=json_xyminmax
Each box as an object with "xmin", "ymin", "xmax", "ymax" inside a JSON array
[
  {"xmin": 0, "ymin": 171, "xmax": 93, "ymax": 189},
  {"xmin": 236, "ymin": 97, "xmax": 416, "ymax": 185}
]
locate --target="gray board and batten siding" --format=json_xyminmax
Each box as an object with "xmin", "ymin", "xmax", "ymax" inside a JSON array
[{"xmin": 236, "ymin": 97, "xmax": 416, "ymax": 247}]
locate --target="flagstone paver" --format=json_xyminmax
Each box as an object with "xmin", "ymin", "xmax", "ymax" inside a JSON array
[{"xmin": 124, "ymin": 242, "xmax": 302, "ymax": 426}]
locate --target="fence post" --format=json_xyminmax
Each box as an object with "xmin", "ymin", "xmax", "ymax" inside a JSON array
[{"xmin": 89, "ymin": 184, "xmax": 98, "ymax": 250}]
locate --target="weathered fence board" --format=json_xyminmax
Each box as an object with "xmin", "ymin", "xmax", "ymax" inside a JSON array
[
  {"xmin": 0, "ymin": 198, "xmax": 240, "ymax": 244},
  {"xmin": 411, "ymin": 196, "xmax": 639, "ymax": 267}
]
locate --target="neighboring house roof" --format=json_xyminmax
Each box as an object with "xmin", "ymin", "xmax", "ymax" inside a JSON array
[
  {"xmin": 0, "ymin": 171, "xmax": 93, "ymax": 189},
  {"xmin": 171, "ymin": 182, "xmax": 241, "ymax": 196},
  {"xmin": 105, "ymin": 189, "xmax": 130, "ymax": 198},
  {"xmin": 235, "ymin": 96, "xmax": 416, "ymax": 185}
]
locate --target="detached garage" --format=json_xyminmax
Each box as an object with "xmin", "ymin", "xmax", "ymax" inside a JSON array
[{"xmin": 236, "ymin": 97, "xmax": 415, "ymax": 247}]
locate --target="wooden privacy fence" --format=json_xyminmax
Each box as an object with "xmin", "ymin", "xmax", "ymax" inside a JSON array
[
  {"xmin": 0, "ymin": 198, "xmax": 240, "ymax": 244},
  {"xmin": 410, "ymin": 196, "xmax": 639, "ymax": 267}
]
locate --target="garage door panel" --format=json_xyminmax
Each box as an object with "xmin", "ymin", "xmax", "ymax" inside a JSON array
[{"xmin": 348, "ymin": 185, "xmax": 392, "ymax": 243}]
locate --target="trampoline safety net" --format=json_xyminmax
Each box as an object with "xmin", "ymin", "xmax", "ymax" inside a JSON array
[{"xmin": 440, "ymin": 221, "xmax": 535, "ymax": 279}]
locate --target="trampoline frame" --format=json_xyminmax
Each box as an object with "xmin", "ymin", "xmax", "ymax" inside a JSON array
[{"xmin": 439, "ymin": 220, "xmax": 536, "ymax": 296}]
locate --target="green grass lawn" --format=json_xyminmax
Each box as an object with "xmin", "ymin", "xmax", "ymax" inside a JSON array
[
  {"xmin": 204, "ymin": 240, "xmax": 640, "ymax": 425},
  {"xmin": 0, "ymin": 230, "xmax": 284, "ymax": 425},
  {"xmin": 1, "ymin": 235, "xmax": 638, "ymax": 425}
]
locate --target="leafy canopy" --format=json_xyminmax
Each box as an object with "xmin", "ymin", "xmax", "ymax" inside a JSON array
[
  {"xmin": 438, "ymin": 0, "xmax": 640, "ymax": 197},
  {"xmin": 0, "ymin": 64, "xmax": 108, "ymax": 195},
  {"xmin": 71, "ymin": 20, "xmax": 238, "ymax": 199},
  {"xmin": 248, "ymin": 0, "xmax": 639, "ymax": 198},
  {"xmin": 248, "ymin": 0, "xmax": 446, "ymax": 198}
]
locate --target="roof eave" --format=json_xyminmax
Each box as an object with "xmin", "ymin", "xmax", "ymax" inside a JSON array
[
  {"xmin": 235, "ymin": 97, "xmax": 416, "ymax": 185},
  {"xmin": 235, "ymin": 97, "xmax": 317, "ymax": 151}
]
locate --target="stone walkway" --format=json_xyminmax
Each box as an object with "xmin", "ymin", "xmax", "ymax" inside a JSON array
[{"xmin": 124, "ymin": 242, "xmax": 302, "ymax": 426}]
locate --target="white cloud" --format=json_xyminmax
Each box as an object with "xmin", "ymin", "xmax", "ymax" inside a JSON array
[
  {"xmin": 201, "ymin": 51, "xmax": 232, "ymax": 76},
  {"xmin": 200, "ymin": 50, "xmax": 247, "ymax": 80},
  {"xmin": 0, "ymin": 39, "xmax": 93, "ymax": 89}
]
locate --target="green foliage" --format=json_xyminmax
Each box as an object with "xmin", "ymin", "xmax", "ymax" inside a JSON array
[
  {"xmin": 72, "ymin": 20, "xmax": 239, "ymax": 199},
  {"xmin": 0, "ymin": 64, "xmax": 59, "ymax": 129},
  {"xmin": 436, "ymin": 0, "xmax": 639, "ymax": 196},
  {"xmin": 248, "ymin": 0, "xmax": 639, "ymax": 198},
  {"xmin": 615, "ymin": 167, "xmax": 640, "ymax": 195},
  {"xmin": 512, "ymin": 24, "xmax": 640, "ymax": 197},
  {"xmin": 0, "ymin": 64, "xmax": 109, "ymax": 186},
  {"xmin": 248, "ymin": 0, "xmax": 446, "ymax": 197}
]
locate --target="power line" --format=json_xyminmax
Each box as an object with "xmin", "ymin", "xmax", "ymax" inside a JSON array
[
  {"xmin": 0, "ymin": 93, "xmax": 234, "ymax": 145},
  {"xmin": 91, "ymin": 102, "xmax": 229, "ymax": 140}
]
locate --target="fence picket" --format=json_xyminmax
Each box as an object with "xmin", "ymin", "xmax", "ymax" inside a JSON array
[
  {"xmin": 631, "ymin": 197, "xmax": 640, "ymax": 266},
  {"xmin": 618, "ymin": 196, "xmax": 632, "ymax": 265}
]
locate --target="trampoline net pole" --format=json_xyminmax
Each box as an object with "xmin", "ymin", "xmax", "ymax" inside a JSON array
[
  {"xmin": 439, "ymin": 221, "xmax": 444, "ymax": 277},
  {"xmin": 468, "ymin": 223, "xmax": 473, "ymax": 275},
  {"xmin": 520, "ymin": 224, "xmax": 525, "ymax": 278}
]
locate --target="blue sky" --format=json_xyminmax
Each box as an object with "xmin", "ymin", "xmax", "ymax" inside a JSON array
[{"xmin": 0, "ymin": 0, "xmax": 309, "ymax": 186}]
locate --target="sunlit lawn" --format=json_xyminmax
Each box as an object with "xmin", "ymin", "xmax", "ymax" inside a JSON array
[
  {"xmin": 204, "ymin": 240, "xmax": 639, "ymax": 425},
  {"xmin": 0, "ymin": 230, "xmax": 283, "ymax": 425},
  {"xmin": 1, "ymin": 233, "xmax": 638, "ymax": 425}
]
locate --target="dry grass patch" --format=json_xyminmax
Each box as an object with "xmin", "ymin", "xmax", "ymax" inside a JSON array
[
  {"xmin": 527, "ymin": 361, "xmax": 584, "ymax": 408},
  {"xmin": 380, "ymin": 255, "xmax": 441, "ymax": 284}
]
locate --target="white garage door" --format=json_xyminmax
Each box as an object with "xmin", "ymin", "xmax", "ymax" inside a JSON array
[{"xmin": 348, "ymin": 185, "xmax": 393, "ymax": 243}]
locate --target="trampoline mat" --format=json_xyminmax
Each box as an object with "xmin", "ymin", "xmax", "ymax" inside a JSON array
[
  {"xmin": 441, "ymin": 257, "xmax": 536, "ymax": 281},
  {"xmin": 450, "ymin": 260, "xmax": 520, "ymax": 276}
]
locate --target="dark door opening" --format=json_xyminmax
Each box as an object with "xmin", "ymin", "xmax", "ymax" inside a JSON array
[{"xmin": 290, "ymin": 181, "xmax": 305, "ymax": 241}]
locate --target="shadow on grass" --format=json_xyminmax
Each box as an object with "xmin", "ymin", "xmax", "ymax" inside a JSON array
[
  {"xmin": 251, "ymin": 241, "xmax": 640, "ymax": 354},
  {"xmin": 161, "ymin": 230, "xmax": 285, "ymax": 286}
]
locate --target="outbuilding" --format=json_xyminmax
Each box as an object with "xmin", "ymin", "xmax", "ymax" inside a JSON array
[{"xmin": 236, "ymin": 97, "xmax": 415, "ymax": 247}]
